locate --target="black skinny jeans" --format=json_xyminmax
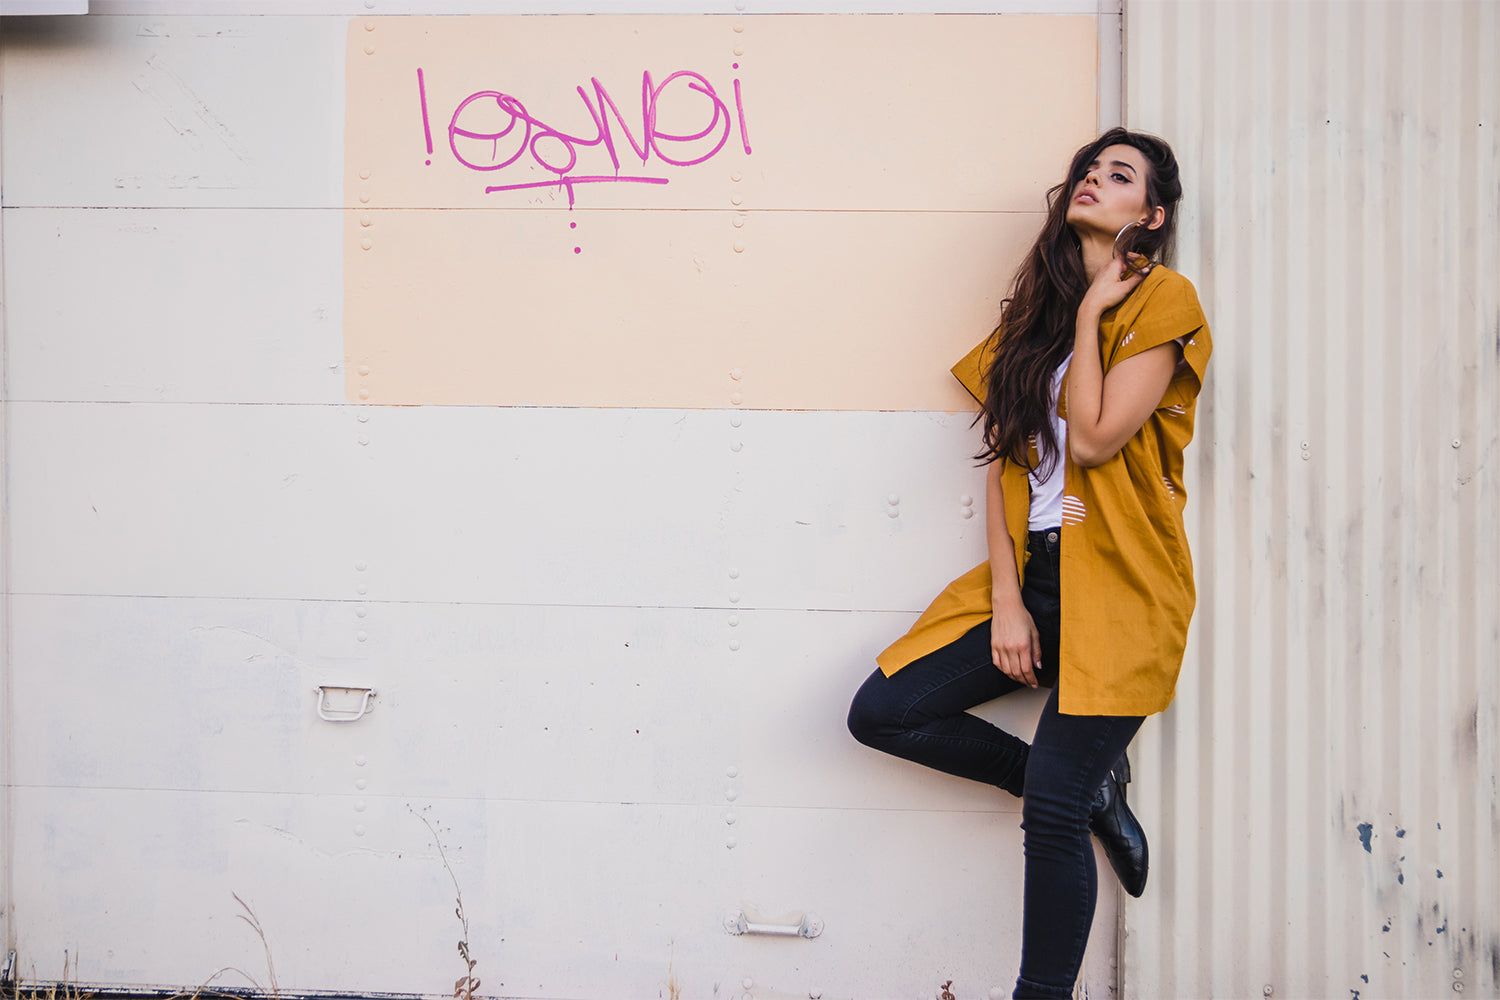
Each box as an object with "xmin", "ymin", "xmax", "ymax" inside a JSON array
[{"xmin": 847, "ymin": 530, "xmax": 1143, "ymax": 999}]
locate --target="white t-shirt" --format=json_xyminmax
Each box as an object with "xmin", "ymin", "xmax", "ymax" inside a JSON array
[{"xmin": 1027, "ymin": 353, "xmax": 1072, "ymax": 530}]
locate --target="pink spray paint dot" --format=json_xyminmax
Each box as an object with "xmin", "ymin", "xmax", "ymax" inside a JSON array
[
  {"xmin": 425, "ymin": 159, "xmax": 431, "ymax": 165},
  {"xmin": 570, "ymin": 222, "xmax": 577, "ymax": 229},
  {"xmin": 574, "ymin": 246, "xmax": 582, "ymax": 254},
  {"xmin": 733, "ymin": 63, "xmax": 739, "ymax": 69}
]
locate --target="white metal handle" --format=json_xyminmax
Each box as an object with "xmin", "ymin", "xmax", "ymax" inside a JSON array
[
  {"xmin": 723, "ymin": 910, "xmax": 823, "ymax": 939},
  {"xmin": 315, "ymin": 685, "xmax": 376, "ymax": 723}
]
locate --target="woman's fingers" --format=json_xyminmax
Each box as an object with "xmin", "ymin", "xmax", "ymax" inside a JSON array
[{"xmin": 991, "ymin": 612, "xmax": 1041, "ymax": 688}]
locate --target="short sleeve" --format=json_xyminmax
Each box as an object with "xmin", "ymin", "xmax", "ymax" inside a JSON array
[
  {"xmin": 1105, "ymin": 267, "xmax": 1211, "ymax": 404},
  {"xmin": 951, "ymin": 331, "xmax": 999, "ymax": 405}
]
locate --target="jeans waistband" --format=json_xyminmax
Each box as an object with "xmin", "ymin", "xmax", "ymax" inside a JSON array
[{"xmin": 1028, "ymin": 527, "xmax": 1062, "ymax": 554}]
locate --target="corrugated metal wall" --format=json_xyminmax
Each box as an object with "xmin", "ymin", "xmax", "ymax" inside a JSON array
[{"xmin": 1123, "ymin": 1, "xmax": 1500, "ymax": 998}]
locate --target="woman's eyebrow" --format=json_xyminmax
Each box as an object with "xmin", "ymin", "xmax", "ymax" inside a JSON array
[{"xmin": 1107, "ymin": 160, "xmax": 1138, "ymax": 176}]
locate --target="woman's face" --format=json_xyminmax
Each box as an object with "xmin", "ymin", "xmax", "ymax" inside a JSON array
[{"xmin": 1064, "ymin": 143, "xmax": 1160, "ymax": 240}]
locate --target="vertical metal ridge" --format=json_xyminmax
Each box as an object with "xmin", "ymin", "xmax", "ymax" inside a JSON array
[{"xmin": 1125, "ymin": 2, "xmax": 1500, "ymax": 996}]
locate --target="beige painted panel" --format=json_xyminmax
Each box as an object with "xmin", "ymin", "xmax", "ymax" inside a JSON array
[
  {"xmin": 346, "ymin": 206, "xmax": 1037, "ymax": 408},
  {"xmin": 345, "ymin": 14, "xmax": 1096, "ymax": 212},
  {"xmin": 344, "ymin": 14, "xmax": 1097, "ymax": 408}
]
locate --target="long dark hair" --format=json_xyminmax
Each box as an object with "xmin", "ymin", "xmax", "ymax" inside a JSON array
[{"xmin": 976, "ymin": 128, "xmax": 1182, "ymax": 474}]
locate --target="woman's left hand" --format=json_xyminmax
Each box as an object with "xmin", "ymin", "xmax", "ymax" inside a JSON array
[{"xmin": 1082, "ymin": 253, "xmax": 1150, "ymax": 314}]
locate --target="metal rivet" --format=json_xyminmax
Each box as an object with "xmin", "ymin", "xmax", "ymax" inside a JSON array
[
  {"xmin": 887, "ymin": 508, "xmax": 900, "ymax": 518},
  {"xmin": 730, "ymin": 415, "xmax": 742, "ymax": 428},
  {"xmin": 887, "ymin": 493, "xmax": 900, "ymax": 505},
  {"xmin": 360, "ymin": 216, "xmax": 373, "ymax": 228},
  {"xmin": 735, "ymin": 0, "xmax": 745, "ymax": 8},
  {"xmin": 355, "ymin": 778, "xmax": 368, "ymax": 790},
  {"xmin": 360, "ymin": 238, "xmax": 373, "ymax": 251},
  {"xmin": 961, "ymin": 508, "xmax": 974, "ymax": 519},
  {"xmin": 364, "ymin": 20, "xmax": 375, "ymax": 30},
  {"xmin": 355, "ymin": 606, "xmax": 367, "ymax": 618},
  {"xmin": 728, "ymin": 615, "xmax": 740, "ymax": 627},
  {"xmin": 733, "ymin": 216, "xmax": 746, "ymax": 228},
  {"xmin": 358, "ymin": 365, "xmax": 371, "ymax": 376},
  {"xmin": 726, "ymin": 837, "xmax": 738, "ymax": 850},
  {"xmin": 357, "ymin": 434, "xmax": 369, "ymax": 446},
  {"xmin": 1453, "ymin": 984, "xmax": 1463, "ymax": 993},
  {"xmin": 364, "ymin": 0, "xmax": 375, "ymax": 7},
  {"xmin": 358, "ymin": 389, "xmax": 371, "ymax": 400},
  {"xmin": 733, "ymin": 44, "xmax": 745, "ymax": 56},
  {"xmin": 728, "ymin": 568, "xmax": 740, "ymax": 579},
  {"xmin": 730, "ymin": 392, "xmax": 743, "ymax": 405},
  {"xmin": 357, "ymin": 413, "xmax": 370, "ymax": 423},
  {"xmin": 730, "ymin": 441, "xmax": 743, "ymax": 453},
  {"xmin": 1263, "ymin": 987, "xmax": 1274, "ymax": 998},
  {"xmin": 727, "ymin": 766, "xmax": 739, "ymax": 778},
  {"xmin": 725, "ymin": 788, "xmax": 738, "ymax": 801},
  {"xmin": 728, "ymin": 591, "xmax": 741, "ymax": 603},
  {"xmin": 725, "ymin": 811, "xmax": 737, "ymax": 824},
  {"xmin": 355, "ymin": 755, "xmax": 367, "ymax": 766},
  {"xmin": 354, "ymin": 800, "xmax": 367, "ymax": 812},
  {"xmin": 730, "ymin": 194, "xmax": 744, "ymax": 206},
  {"xmin": 356, "ymin": 630, "xmax": 368, "ymax": 642},
  {"xmin": 744, "ymin": 980, "xmax": 754, "ymax": 991},
  {"xmin": 730, "ymin": 367, "xmax": 744, "ymax": 381},
  {"xmin": 960, "ymin": 495, "xmax": 973, "ymax": 506},
  {"xmin": 354, "ymin": 824, "xmax": 367, "ymax": 836},
  {"xmin": 359, "ymin": 168, "xmax": 372, "ymax": 180},
  {"xmin": 359, "ymin": 193, "xmax": 372, "ymax": 203},
  {"xmin": 1452, "ymin": 438, "xmax": 1461, "ymax": 448},
  {"xmin": 729, "ymin": 639, "xmax": 740, "ymax": 651},
  {"xmin": 731, "ymin": 171, "xmax": 743, "ymax": 182},
  {"xmin": 733, "ymin": 242, "xmax": 746, "ymax": 253},
  {"xmin": 364, "ymin": 43, "xmax": 375, "ymax": 55},
  {"xmin": 733, "ymin": 22, "xmax": 744, "ymax": 32},
  {"xmin": 1454, "ymin": 970, "xmax": 1464, "ymax": 980},
  {"xmin": 356, "ymin": 583, "xmax": 368, "ymax": 595}
]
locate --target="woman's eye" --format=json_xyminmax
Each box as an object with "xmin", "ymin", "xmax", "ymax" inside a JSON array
[{"xmin": 1111, "ymin": 173, "xmax": 1130, "ymax": 183}]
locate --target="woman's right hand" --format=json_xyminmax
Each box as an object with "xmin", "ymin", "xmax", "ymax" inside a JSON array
[{"xmin": 991, "ymin": 596, "xmax": 1042, "ymax": 688}]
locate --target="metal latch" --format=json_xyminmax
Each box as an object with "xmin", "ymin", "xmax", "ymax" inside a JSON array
[
  {"xmin": 724, "ymin": 910, "xmax": 824, "ymax": 939},
  {"xmin": 315, "ymin": 685, "xmax": 376, "ymax": 723}
]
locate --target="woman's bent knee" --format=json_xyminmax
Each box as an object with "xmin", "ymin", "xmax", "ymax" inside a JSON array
[{"xmin": 847, "ymin": 668, "xmax": 897, "ymax": 748}]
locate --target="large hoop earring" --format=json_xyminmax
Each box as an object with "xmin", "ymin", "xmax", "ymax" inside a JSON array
[{"xmin": 1112, "ymin": 220, "xmax": 1142, "ymax": 258}]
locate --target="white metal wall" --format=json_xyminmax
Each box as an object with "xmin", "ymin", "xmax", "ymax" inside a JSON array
[
  {"xmin": 1124, "ymin": 1, "xmax": 1500, "ymax": 998},
  {"xmin": 0, "ymin": 4, "xmax": 1128, "ymax": 998}
]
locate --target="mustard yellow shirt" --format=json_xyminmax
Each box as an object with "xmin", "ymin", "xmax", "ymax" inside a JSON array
[{"xmin": 876, "ymin": 266, "xmax": 1212, "ymax": 716}]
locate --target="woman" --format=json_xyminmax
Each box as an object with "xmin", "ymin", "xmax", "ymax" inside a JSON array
[{"xmin": 847, "ymin": 128, "xmax": 1211, "ymax": 999}]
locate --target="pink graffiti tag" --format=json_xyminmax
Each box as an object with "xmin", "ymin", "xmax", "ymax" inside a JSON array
[{"xmin": 419, "ymin": 68, "xmax": 752, "ymax": 208}]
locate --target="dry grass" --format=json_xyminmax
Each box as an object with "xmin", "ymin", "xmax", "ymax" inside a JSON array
[
  {"xmin": 663, "ymin": 940, "xmax": 682, "ymax": 1000},
  {"xmin": 409, "ymin": 805, "xmax": 482, "ymax": 1000},
  {"xmin": 6, "ymin": 950, "xmax": 91, "ymax": 1000},
  {"xmin": 9, "ymin": 817, "xmax": 491, "ymax": 1000},
  {"xmin": 6, "ymin": 894, "xmax": 278, "ymax": 1000}
]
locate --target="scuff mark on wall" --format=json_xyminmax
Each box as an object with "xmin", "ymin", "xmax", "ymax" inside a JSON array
[
  {"xmin": 187, "ymin": 624, "xmax": 310, "ymax": 672},
  {"xmin": 132, "ymin": 54, "xmax": 252, "ymax": 164},
  {"xmin": 1357, "ymin": 821, "xmax": 1373, "ymax": 852},
  {"xmin": 231, "ymin": 819, "xmax": 404, "ymax": 862}
]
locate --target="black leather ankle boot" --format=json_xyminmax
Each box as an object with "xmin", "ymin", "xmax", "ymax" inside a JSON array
[{"xmin": 1089, "ymin": 762, "xmax": 1148, "ymax": 897}]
